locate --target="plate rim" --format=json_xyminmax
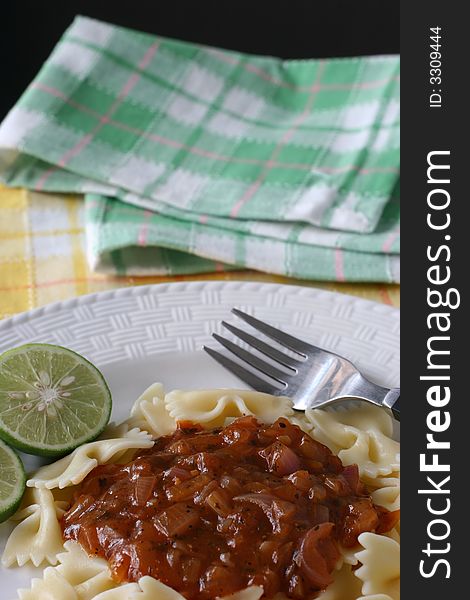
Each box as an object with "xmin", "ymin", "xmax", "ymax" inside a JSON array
[{"xmin": 0, "ymin": 280, "xmax": 399, "ymax": 332}]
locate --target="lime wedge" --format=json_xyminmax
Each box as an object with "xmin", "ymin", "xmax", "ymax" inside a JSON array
[
  {"xmin": 0, "ymin": 439, "xmax": 26, "ymax": 523},
  {"xmin": 0, "ymin": 344, "xmax": 112, "ymax": 457}
]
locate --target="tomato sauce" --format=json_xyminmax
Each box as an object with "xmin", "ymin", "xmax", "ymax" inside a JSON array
[{"xmin": 62, "ymin": 416, "xmax": 399, "ymax": 599}]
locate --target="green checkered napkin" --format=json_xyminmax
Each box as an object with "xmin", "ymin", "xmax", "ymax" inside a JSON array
[{"xmin": 0, "ymin": 16, "xmax": 400, "ymax": 282}]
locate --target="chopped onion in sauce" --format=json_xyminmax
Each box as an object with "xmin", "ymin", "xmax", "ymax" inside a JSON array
[{"xmin": 62, "ymin": 416, "xmax": 398, "ymax": 600}]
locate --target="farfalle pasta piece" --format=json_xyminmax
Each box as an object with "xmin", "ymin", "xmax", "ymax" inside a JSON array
[
  {"xmin": 338, "ymin": 543, "xmax": 360, "ymax": 567},
  {"xmin": 337, "ymin": 525, "xmax": 400, "ymax": 571},
  {"xmin": 286, "ymin": 412, "xmax": 314, "ymax": 434},
  {"xmin": 319, "ymin": 563, "xmax": 364, "ymax": 600},
  {"xmin": 128, "ymin": 576, "xmax": 186, "ymax": 599},
  {"xmin": 98, "ymin": 420, "xmax": 136, "ymax": 439},
  {"xmin": 92, "ymin": 577, "xmax": 264, "ymax": 600},
  {"xmin": 339, "ymin": 433, "xmax": 399, "ymax": 479},
  {"xmin": 124, "ymin": 383, "xmax": 177, "ymax": 437},
  {"xmin": 17, "ymin": 540, "xmax": 116, "ymax": 600},
  {"xmin": 332, "ymin": 404, "xmax": 395, "ymax": 438},
  {"xmin": 369, "ymin": 477, "xmax": 400, "ymax": 512},
  {"xmin": 386, "ymin": 526, "xmax": 400, "ymax": 544},
  {"xmin": 2, "ymin": 488, "xmax": 68, "ymax": 567},
  {"xmin": 92, "ymin": 575, "xmax": 190, "ymax": 599},
  {"xmin": 305, "ymin": 405, "xmax": 400, "ymax": 478},
  {"xmin": 354, "ymin": 532, "xmax": 400, "ymax": 600},
  {"xmin": 92, "ymin": 583, "xmax": 141, "ymax": 600},
  {"xmin": 18, "ymin": 566, "xmax": 78, "ymax": 600},
  {"xmin": 27, "ymin": 428, "xmax": 154, "ymax": 489},
  {"xmin": 165, "ymin": 389, "xmax": 293, "ymax": 427}
]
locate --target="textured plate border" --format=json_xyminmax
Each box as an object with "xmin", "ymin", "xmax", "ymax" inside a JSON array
[{"xmin": 0, "ymin": 281, "xmax": 399, "ymax": 387}]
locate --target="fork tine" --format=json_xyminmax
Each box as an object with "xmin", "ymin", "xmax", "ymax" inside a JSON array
[
  {"xmin": 203, "ymin": 346, "xmax": 281, "ymax": 395},
  {"xmin": 212, "ymin": 334, "xmax": 288, "ymax": 384},
  {"xmin": 222, "ymin": 321, "xmax": 300, "ymax": 370},
  {"xmin": 232, "ymin": 308, "xmax": 312, "ymax": 356}
]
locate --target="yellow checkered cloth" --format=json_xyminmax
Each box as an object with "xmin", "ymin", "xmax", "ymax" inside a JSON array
[{"xmin": 0, "ymin": 185, "xmax": 399, "ymax": 320}]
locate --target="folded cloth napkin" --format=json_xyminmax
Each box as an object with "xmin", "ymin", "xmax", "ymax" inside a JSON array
[
  {"xmin": 85, "ymin": 190, "xmax": 400, "ymax": 281},
  {"xmin": 0, "ymin": 16, "xmax": 400, "ymax": 282}
]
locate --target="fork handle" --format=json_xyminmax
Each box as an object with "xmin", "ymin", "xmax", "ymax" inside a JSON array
[{"xmin": 382, "ymin": 387, "xmax": 400, "ymax": 421}]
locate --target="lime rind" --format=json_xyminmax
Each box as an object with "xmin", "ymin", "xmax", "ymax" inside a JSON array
[
  {"xmin": 0, "ymin": 344, "xmax": 112, "ymax": 457},
  {"xmin": 0, "ymin": 439, "xmax": 26, "ymax": 523}
]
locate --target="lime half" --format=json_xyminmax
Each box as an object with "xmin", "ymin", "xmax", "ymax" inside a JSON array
[
  {"xmin": 0, "ymin": 439, "xmax": 26, "ymax": 523},
  {"xmin": 0, "ymin": 344, "xmax": 112, "ymax": 457}
]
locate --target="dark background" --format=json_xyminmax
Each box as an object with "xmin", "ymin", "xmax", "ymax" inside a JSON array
[
  {"xmin": 1, "ymin": 1, "xmax": 399, "ymax": 120},
  {"xmin": 401, "ymin": 1, "xmax": 466, "ymax": 597}
]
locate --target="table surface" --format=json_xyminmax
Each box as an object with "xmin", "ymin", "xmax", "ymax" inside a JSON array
[{"xmin": 0, "ymin": 185, "xmax": 399, "ymax": 320}]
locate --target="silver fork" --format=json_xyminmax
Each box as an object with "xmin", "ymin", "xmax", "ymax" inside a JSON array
[{"xmin": 203, "ymin": 308, "xmax": 400, "ymax": 421}]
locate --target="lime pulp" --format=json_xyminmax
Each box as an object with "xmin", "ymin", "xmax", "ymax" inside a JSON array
[
  {"xmin": 0, "ymin": 439, "xmax": 26, "ymax": 523},
  {"xmin": 0, "ymin": 344, "xmax": 112, "ymax": 457}
]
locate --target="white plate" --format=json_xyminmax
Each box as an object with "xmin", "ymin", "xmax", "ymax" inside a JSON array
[{"xmin": 0, "ymin": 280, "xmax": 399, "ymax": 596}]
